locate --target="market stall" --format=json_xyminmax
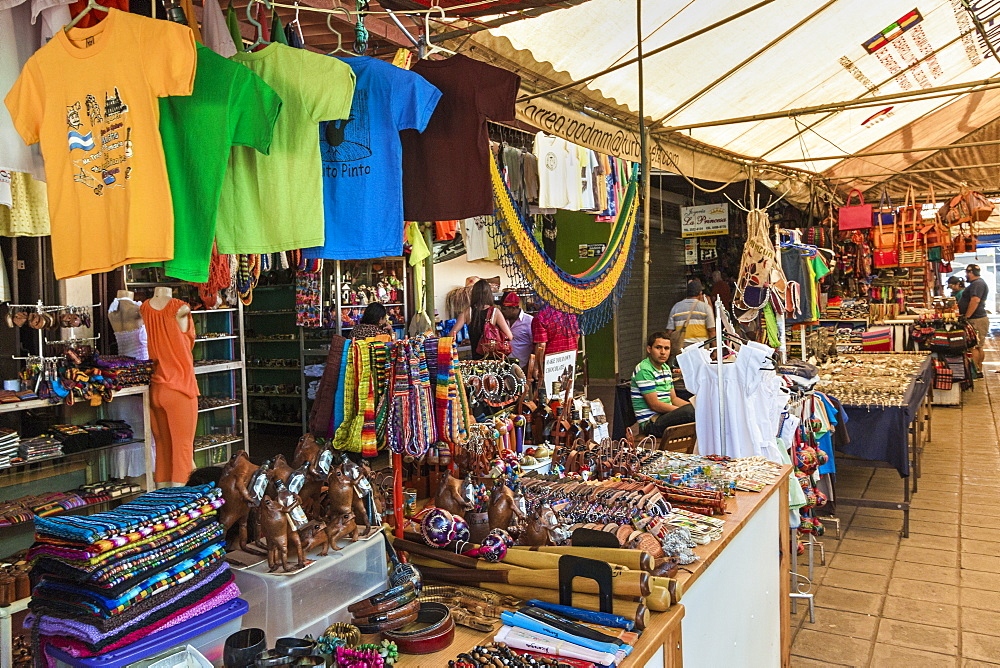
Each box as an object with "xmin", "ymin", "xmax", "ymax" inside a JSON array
[{"xmin": 818, "ymin": 352, "xmax": 934, "ymax": 536}]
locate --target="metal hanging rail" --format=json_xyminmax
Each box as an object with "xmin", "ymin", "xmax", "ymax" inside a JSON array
[
  {"xmin": 654, "ymin": 78, "xmax": 1000, "ymax": 134},
  {"xmin": 755, "ymin": 138, "xmax": 1000, "ymax": 167}
]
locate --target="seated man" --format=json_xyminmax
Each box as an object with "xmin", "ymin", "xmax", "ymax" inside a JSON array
[{"xmin": 631, "ymin": 331, "xmax": 695, "ymax": 438}]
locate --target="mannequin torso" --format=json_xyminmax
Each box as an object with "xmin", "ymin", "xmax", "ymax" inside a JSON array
[
  {"xmin": 147, "ymin": 287, "xmax": 191, "ymax": 333},
  {"xmin": 108, "ymin": 290, "xmax": 143, "ymax": 333}
]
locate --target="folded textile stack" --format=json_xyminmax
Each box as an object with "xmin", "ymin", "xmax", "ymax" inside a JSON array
[
  {"xmin": 0, "ymin": 429, "xmax": 19, "ymax": 468},
  {"xmin": 18, "ymin": 436, "xmax": 62, "ymax": 461},
  {"xmin": 25, "ymin": 484, "xmax": 239, "ymax": 659}
]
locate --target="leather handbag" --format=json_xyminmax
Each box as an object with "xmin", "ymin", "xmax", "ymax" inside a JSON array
[
  {"xmin": 875, "ymin": 189, "xmax": 895, "ymax": 226},
  {"xmin": 838, "ymin": 188, "xmax": 873, "ymax": 230},
  {"xmin": 939, "ymin": 187, "xmax": 995, "ymax": 226},
  {"xmin": 952, "ymin": 220, "xmax": 978, "ymax": 254},
  {"xmin": 872, "ymin": 208, "xmax": 899, "ymax": 268},
  {"xmin": 475, "ymin": 307, "xmax": 512, "ymax": 358},
  {"xmin": 897, "ymin": 187, "xmax": 926, "ymax": 268}
]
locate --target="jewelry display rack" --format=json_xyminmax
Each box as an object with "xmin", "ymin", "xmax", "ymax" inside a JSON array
[{"xmin": 9, "ymin": 300, "xmax": 101, "ymax": 364}]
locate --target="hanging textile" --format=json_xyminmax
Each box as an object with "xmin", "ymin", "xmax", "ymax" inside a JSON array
[
  {"xmin": 312, "ymin": 336, "xmax": 468, "ymax": 456},
  {"xmin": 489, "ymin": 152, "xmax": 640, "ymax": 334}
]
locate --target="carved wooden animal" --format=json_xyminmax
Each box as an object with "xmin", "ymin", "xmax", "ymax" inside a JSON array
[
  {"xmin": 272, "ymin": 486, "xmax": 307, "ymax": 570},
  {"xmin": 321, "ymin": 512, "xmax": 359, "ymax": 555},
  {"xmin": 218, "ymin": 451, "xmax": 258, "ymax": 552},
  {"xmin": 435, "ymin": 474, "xmax": 472, "ymax": 517},
  {"xmin": 266, "ymin": 454, "xmax": 295, "ymax": 492},
  {"xmin": 300, "ymin": 520, "xmax": 328, "ymax": 553},
  {"xmin": 339, "ymin": 456, "xmax": 375, "ymax": 536},
  {"xmin": 320, "ymin": 465, "xmax": 358, "ymax": 553},
  {"xmin": 292, "ymin": 433, "xmax": 322, "ymax": 470},
  {"xmin": 487, "ymin": 483, "xmax": 518, "ymax": 532},
  {"xmin": 520, "ymin": 504, "xmax": 560, "ymax": 547},
  {"xmin": 257, "ymin": 495, "xmax": 303, "ymax": 572},
  {"xmin": 297, "ymin": 466, "xmax": 325, "ymax": 520}
]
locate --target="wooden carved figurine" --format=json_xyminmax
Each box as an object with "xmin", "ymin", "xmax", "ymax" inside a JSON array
[
  {"xmin": 435, "ymin": 474, "xmax": 472, "ymax": 518},
  {"xmin": 520, "ymin": 504, "xmax": 561, "ymax": 547},
  {"xmin": 292, "ymin": 433, "xmax": 322, "ymax": 470},
  {"xmin": 258, "ymin": 495, "xmax": 306, "ymax": 572},
  {"xmin": 487, "ymin": 483, "xmax": 520, "ymax": 532},
  {"xmin": 321, "ymin": 468, "xmax": 359, "ymax": 554},
  {"xmin": 340, "ymin": 455, "xmax": 376, "ymax": 536},
  {"xmin": 218, "ymin": 451, "xmax": 259, "ymax": 553}
]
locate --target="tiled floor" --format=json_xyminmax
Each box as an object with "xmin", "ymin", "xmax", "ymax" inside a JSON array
[{"xmin": 790, "ymin": 341, "xmax": 1000, "ymax": 667}]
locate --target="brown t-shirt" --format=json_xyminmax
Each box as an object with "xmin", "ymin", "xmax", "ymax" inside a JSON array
[{"xmin": 402, "ymin": 55, "xmax": 520, "ymax": 221}]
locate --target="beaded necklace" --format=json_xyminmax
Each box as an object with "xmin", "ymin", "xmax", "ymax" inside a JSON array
[{"xmin": 235, "ymin": 255, "xmax": 260, "ymax": 305}]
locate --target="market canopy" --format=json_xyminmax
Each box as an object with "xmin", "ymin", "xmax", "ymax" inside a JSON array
[{"xmin": 455, "ymin": 0, "xmax": 1000, "ymax": 195}]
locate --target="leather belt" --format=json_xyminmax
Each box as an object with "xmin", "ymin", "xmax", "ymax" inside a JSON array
[
  {"xmin": 354, "ymin": 610, "xmax": 419, "ymax": 635},
  {"xmin": 384, "ymin": 602, "xmax": 455, "ymax": 655},
  {"xmin": 348, "ymin": 583, "xmax": 416, "ymax": 618},
  {"xmin": 351, "ymin": 598, "xmax": 421, "ymax": 627}
]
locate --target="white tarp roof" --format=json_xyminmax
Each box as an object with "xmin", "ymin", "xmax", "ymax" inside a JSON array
[{"xmin": 476, "ymin": 0, "xmax": 1000, "ymax": 188}]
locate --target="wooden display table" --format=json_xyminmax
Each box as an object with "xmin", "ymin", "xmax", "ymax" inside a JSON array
[{"xmin": 408, "ymin": 468, "xmax": 791, "ymax": 667}]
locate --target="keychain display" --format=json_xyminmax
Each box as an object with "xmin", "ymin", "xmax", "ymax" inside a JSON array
[{"xmin": 459, "ymin": 360, "xmax": 525, "ymax": 407}]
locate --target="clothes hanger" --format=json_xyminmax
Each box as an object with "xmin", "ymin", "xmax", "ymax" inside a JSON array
[
  {"xmin": 245, "ymin": 0, "xmax": 273, "ymax": 52},
  {"xmin": 290, "ymin": 1, "xmax": 305, "ymax": 45},
  {"xmin": 326, "ymin": 7, "xmax": 356, "ymax": 56},
  {"xmin": 419, "ymin": 5, "xmax": 455, "ymax": 58},
  {"xmin": 64, "ymin": 0, "xmax": 108, "ymax": 32}
]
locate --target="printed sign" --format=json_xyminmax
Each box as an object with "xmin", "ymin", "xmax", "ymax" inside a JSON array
[
  {"xmin": 578, "ymin": 243, "xmax": 606, "ymax": 258},
  {"xmin": 543, "ymin": 350, "xmax": 577, "ymax": 400},
  {"xmin": 681, "ymin": 203, "xmax": 729, "ymax": 238},
  {"xmin": 684, "ymin": 238, "xmax": 699, "ymax": 265}
]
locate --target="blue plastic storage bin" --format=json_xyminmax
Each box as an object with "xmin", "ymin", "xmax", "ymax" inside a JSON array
[{"xmin": 45, "ymin": 598, "xmax": 249, "ymax": 668}]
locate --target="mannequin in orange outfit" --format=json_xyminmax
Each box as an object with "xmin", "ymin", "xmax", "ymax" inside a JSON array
[{"xmin": 141, "ymin": 287, "xmax": 198, "ymax": 486}]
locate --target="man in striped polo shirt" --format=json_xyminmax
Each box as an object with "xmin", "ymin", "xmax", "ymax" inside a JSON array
[{"xmin": 630, "ymin": 331, "xmax": 695, "ymax": 438}]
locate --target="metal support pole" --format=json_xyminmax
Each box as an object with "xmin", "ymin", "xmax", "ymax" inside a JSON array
[
  {"xmin": 423, "ymin": 222, "xmax": 435, "ymax": 327},
  {"xmin": 638, "ymin": 0, "xmax": 651, "ymax": 341},
  {"xmin": 715, "ymin": 296, "xmax": 725, "ymax": 454},
  {"xmin": 775, "ymin": 226, "xmax": 787, "ymax": 363}
]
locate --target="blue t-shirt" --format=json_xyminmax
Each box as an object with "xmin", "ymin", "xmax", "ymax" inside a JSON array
[{"xmin": 303, "ymin": 57, "xmax": 441, "ymax": 260}]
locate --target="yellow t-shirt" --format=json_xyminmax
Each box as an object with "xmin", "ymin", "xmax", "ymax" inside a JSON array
[{"xmin": 4, "ymin": 9, "xmax": 195, "ymax": 280}]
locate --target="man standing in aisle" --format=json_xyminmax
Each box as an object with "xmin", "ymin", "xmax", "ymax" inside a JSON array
[
  {"xmin": 630, "ymin": 332, "xmax": 695, "ymax": 438},
  {"xmin": 666, "ymin": 280, "xmax": 716, "ymax": 349},
  {"xmin": 961, "ymin": 264, "xmax": 991, "ymax": 370},
  {"xmin": 499, "ymin": 291, "xmax": 533, "ymax": 369}
]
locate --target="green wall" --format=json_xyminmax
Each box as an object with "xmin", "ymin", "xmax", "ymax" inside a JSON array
[{"xmin": 552, "ymin": 210, "xmax": 616, "ymax": 380}]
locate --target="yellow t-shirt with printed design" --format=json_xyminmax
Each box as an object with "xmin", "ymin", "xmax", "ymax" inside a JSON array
[{"xmin": 4, "ymin": 9, "xmax": 195, "ymax": 280}]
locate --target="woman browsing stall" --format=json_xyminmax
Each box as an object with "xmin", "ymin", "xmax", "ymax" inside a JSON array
[{"xmin": 450, "ymin": 279, "xmax": 513, "ymax": 360}]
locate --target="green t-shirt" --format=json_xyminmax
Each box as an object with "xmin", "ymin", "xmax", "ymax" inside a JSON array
[
  {"xmin": 630, "ymin": 357, "xmax": 673, "ymax": 425},
  {"xmin": 217, "ymin": 43, "xmax": 355, "ymax": 254},
  {"xmin": 140, "ymin": 44, "xmax": 281, "ymax": 283}
]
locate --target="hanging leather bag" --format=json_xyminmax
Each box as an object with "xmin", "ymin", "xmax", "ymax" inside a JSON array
[
  {"xmin": 872, "ymin": 209, "xmax": 899, "ymax": 268},
  {"xmin": 898, "ymin": 187, "xmax": 926, "ymax": 267},
  {"xmin": 939, "ymin": 187, "xmax": 995, "ymax": 226},
  {"xmin": 838, "ymin": 188, "xmax": 873, "ymax": 230},
  {"xmin": 875, "ymin": 189, "xmax": 896, "ymax": 226},
  {"xmin": 476, "ymin": 307, "xmax": 512, "ymax": 358}
]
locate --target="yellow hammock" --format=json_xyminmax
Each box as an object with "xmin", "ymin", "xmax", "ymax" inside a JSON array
[{"xmin": 489, "ymin": 153, "xmax": 641, "ymax": 323}]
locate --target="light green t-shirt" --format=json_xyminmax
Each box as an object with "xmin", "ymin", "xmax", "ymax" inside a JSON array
[{"xmin": 217, "ymin": 43, "xmax": 355, "ymax": 254}]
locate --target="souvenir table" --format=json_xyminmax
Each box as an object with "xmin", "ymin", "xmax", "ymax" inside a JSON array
[
  {"xmin": 410, "ymin": 467, "xmax": 791, "ymax": 668},
  {"xmin": 819, "ymin": 352, "xmax": 933, "ymax": 537}
]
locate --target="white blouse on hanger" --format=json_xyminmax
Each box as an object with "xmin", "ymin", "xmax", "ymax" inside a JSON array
[{"xmin": 677, "ymin": 340, "xmax": 784, "ymax": 462}]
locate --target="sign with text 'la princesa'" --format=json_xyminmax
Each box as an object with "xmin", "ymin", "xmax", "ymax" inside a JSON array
[{"xmin": 680, "ymin": 203, "xmax": 729, "ymax": 238}]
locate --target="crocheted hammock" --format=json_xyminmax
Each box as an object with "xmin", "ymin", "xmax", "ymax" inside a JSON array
[{"xmin": 488, "ymin": 154, "xmax": 641, "ymax": 334}]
